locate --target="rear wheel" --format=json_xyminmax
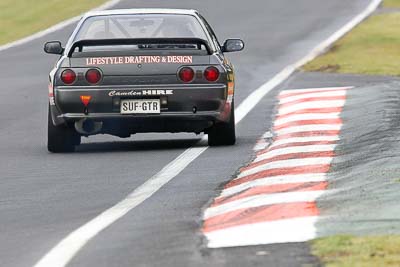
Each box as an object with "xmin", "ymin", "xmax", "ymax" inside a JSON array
[
  {"xmin": 208, "ymin": 102, "xmax": 236, "ymax": 146},
  {"xmin": 47, "ymin": 106, "xmax": 80, "ymax": 153}
]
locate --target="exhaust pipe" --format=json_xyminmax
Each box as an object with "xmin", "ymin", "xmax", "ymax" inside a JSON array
[{"xmin": 75, "ymin": 119, "xmax": 103, "ymax": 135}]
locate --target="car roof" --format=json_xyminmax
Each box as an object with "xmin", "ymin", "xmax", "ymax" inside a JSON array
[
  {"xmin": 84, "ymin": 8, "xmax": 199, "ymax": 18},
  {"xmin": 64, "ymin": 8, "xmax": 216, "ymax": 53}
]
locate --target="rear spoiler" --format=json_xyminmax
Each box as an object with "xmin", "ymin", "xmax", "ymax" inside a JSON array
[{"xmin": 68, "ymin": 38, "xmax": 212, "ymax": 57}]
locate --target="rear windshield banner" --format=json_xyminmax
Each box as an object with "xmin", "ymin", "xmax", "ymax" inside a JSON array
[{"xmin": 86, "ymin": 56, "xmax": 193, "ymax": 65}]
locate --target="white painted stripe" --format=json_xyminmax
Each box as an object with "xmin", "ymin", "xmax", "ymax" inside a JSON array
[
  {"xmin": 253, "ymin": 140, "xmax": 269, "ymax": 151},
  {"xmin": 219, "ymin": 174, "xmax": 327, "ymax": 199},
  {"xmin": 204, "ymin": 191, "xmax": 326, "ymax": 219},
  {"xmin": 33, "ymin": 142, "xmax": 208, "ymax": 267},
  {"xmin": 274, "ymin": 113, "xmax": 341, "ymax": 126},
  {"xmin": 279, "ymin": 86, "xmax": 352, "ymax": 96},
  {"xmin": 275, "ymin": 124, "xmax": 342, "ymax": 136},
  {"xmin": 35, "ymin": 0, "xmax": 381, "ymax": 262},
  {"xmin": 253, "ymin": 132, "xmax": 273, "ymax": 151},
  {"xmin": 275, "ymin": 124, "xmax": 342, "ymax": 137},
  {"xmin": 237, "ymin": 157, "xmax": 333, "ymax": 179},
  {"xmin": 0, "ymin": 0, "xmax": 121, "ymax": 52},
  {"xmin": 278, "ymin": 100, "xmax": 346, "ymax": 115},
  {"xmin": 279, "ymin": 90, "xmax": 347, "ymax": 105},
  {"xmin": 253, "ymin": 144, "xmax": 336, "ymax": 163},
  {"xmin": 205, "ymin": 216, "xmax": 319, "ymax": 248},
  {"xmin": 262, "ymin": 131, "xmax": 274, "ymax": 139},
  {"xmin": 270, "ymin": 136, "xmax": 340, "ymax": 148}
]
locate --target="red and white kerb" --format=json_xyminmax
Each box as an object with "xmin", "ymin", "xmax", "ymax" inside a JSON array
[{"xmin": 202, "ymin": 86, "xmax": 351, "ymax": 248}]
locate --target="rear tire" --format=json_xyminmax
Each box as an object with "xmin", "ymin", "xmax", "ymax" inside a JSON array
[
  {"xmin": 47, "ymin": 106, "xmax": 80, "ymax": 153},
  {"xmin": 208, "ymin": 102, "xmax": 236, "ymax": 146}
]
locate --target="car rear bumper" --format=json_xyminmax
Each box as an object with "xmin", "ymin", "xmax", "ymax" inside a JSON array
[
  {"xmin": 50, "ymin": 84, "xmax": 232, "ymax": 134},
  {"xmin": 58, "ymin": 111, "xmax": 219, "ymax": 119}
]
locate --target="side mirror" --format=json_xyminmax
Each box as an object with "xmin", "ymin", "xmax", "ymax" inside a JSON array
[
  {"xmin": 222, "ymin": 39, "xmax": 245, "ymax": 53},
  {"xmin": 44, "ymin": 41, "xmax": 64, "ymax": 55}
]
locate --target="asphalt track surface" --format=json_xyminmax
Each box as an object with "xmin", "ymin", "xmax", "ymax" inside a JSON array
[{"xmin": 0, "ymin": 1, "xmax": 373, "ymax": 266}]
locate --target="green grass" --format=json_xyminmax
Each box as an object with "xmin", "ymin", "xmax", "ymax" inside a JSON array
[
  {"xmin": 312, "ymin": 235, "xmax": 400, "ymax": 267},
  {"xmin": 303, "ymin": 12, "xmax": 400, "ymax": 76},
  {"xmin": 0, "ymin": 0, "xmax": 108, "ymax": 45},
  {"xmin": 385, "ymin": 0, "xmax": 400, "ymax": 8}
]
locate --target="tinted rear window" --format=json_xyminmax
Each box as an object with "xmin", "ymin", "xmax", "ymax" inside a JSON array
[{"xmin": 75, "ymin": 14, "xmax": 208, "ymax": 41}]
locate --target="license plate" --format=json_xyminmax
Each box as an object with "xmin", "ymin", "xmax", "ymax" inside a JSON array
[{"xmin": 120, "ymin": 99, "xmax": 160, "ymax": 114}]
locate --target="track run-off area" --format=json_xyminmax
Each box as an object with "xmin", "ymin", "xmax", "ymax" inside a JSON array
[{"xmin": 0, "ymin": 0, "xmax": 387, "ymax": 267}]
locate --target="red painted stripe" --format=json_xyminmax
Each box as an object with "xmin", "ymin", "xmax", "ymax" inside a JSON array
[
  {"xmin": 279, "ymin": 88, "xmax": 347, "ymax": 99},
  {"xmin": 225, "ymin": 164, "xmax": 331, "ymax": 188},
  {"xmin": 256, "ymin": 140, "xmax": 337, "ymax": 156},
  {"xmin": 276, "ymin": 107, "xmax": 343, "ymax": 121},
  {"xmin": 203, "ymin": 202, "xmax": 319, "ymax": 233},
  {"xmin": 274, "ymin": 118, "xmax": 342, "ymax": 131},
  {"xmin": 274, "ymin": 130, "xmax": 340, "ymax": 141},
  {"xmin": 213, "ymin": 182, "xmax": 328, "ymax": 206},
  {"xmin": 279, "ymin": 96, "xmax": 346, "ymax": 109},
  {"xmin": 241, "ymin": 151, "xmax": 335, "ymax": 172}
]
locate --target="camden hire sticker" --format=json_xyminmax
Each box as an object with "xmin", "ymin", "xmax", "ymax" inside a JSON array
[
  {"xmin": 108, "ymin": 90, "xmax": 174, "ymax": 97},
  {"xmin": 86, "ymin": 56, "xmax": 193, "ymax": 65}
]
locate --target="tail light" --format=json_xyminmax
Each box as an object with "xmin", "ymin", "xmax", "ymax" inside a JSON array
[
  {"xmin": 204, "ymin": 66, "xmax": 220, "ymax": 82},
  {"xmin": 178, "ymin": 67, "xmax": 195, "ymax": 83},
  {"xmin": 61, "ymin": 69, "xmax": 76, "ymax": 85},
  {"xmin": 85, "ymin": 69, "xmax": 102, "ymax": 84}
]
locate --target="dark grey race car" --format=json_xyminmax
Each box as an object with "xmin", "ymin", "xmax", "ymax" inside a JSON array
[{"xmin": 44, "ymin": 9, "xmax": 244, "ymax": 152}]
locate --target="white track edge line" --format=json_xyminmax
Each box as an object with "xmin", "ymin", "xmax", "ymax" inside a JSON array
[
  {"xmin": 34, "ymin": 143, "xmax": 208, "ymax": 267},
  {"xmin": 34, "ymin": 0, "xmax": 382, "ymax": 265}
]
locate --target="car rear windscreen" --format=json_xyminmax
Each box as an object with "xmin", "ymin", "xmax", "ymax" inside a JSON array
[{"xmin": 75, "ymin": 14, "xmax": 209, "ymax": 41}]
